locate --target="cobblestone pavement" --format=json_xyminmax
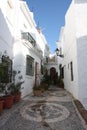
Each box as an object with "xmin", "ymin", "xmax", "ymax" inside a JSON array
[{"xmin": 0, "ymin": 85, "xmax": 87, "ymax": 130}]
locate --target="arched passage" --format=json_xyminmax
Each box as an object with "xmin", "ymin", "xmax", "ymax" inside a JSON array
[{"xmin": 50, "ymin": 67, "xmax": 57, "ymax": 84}]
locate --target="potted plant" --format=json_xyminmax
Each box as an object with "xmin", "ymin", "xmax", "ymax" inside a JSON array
[
  {"xmin": 1, "ymin": 83, "xmax": 14, "ymax": 109},
  {"xmin": 0, "ymin": 100, "xmax": 4, "ymax": 113},
  {"xmin": 11, "ymin": 70, "xmax": 24, "ymax": 102},
  {"xmin": 40, "ymin": 74, "xmax": 50, "ymax": 90},
  {"xmin": 0, "ymin": 53, "xmax": 14, "ymax": 109},
  {"xmin": 0, "ymin": 83, "xmax": 5, "ymax": 113},
  {"xmin": 56, "ymin": 76, "xmax": 64, "ymax": 88},
  {"xmin": 33, "ymin": 85, "xmax": 43, "ymax": 96},
  {"xmin": 11, "ymin": 82, "xmax": 24, "ymax": 102}
]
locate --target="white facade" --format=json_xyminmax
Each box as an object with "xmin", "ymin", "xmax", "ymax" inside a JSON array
[
  {"xmin": 58, "ymin": 0, "xmax": 87, "ymax": 109},
  {"xmin": 0, "ymin": 0, "xmax": 15, "ymax": 59},
  {"xmin": 45, "ymin": 54, "xmax": 58, "ymax": 76},
  {"xmin": 0, "ymin": 0, "xmax": 50, "ymax": 97}
]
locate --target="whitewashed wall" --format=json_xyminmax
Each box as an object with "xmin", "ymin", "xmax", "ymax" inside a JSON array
[
  {"xmin": 75, "ymin": 1, "xmax": 87, "ymax": 38},
  {"xmin": 0, "ymin": 0, "xmax": 49, "ymax": 98},
  {"xmin": 12, "ymin": 1, "xmax": 49, "ymax": 97},
  {"xmin": 13, "ymin": 41, "xmax": 41, "ymax": 97},
  {"xmin": 58, "ymin": 0, "xmax": 87, "ymax": 109},
  {"xmin": 59, "ymin": 1, "xmax": 79, "ymax": 99},
  {"xmin": 77, "ymin": 36, "xmax": 87, "ymax": 109},
  {"xmin": 75, "ymin": 0, "xmax": 87, "ymax": 109},
  {"xmin": 0, "ymin": 8, "xmax": 13, "ymax": 59},
  {"xmin": 12, "ymin": 2, "xmax": 40, "ymax": 97}
]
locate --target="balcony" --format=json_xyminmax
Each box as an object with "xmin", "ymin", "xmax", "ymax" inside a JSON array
[
  {"xmin": 21, "ymin": 32, "xmax": 36, "ymax": 47},
  {"xmin": 21, "ymin": 32, "xmax": 43, "ymax": 58}
]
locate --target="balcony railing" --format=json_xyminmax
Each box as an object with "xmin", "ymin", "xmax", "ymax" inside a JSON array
[{"xmin": 21, "ymin": 32, "xmax": 36, "ymax": 47}]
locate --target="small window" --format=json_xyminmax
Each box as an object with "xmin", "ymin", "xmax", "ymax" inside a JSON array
[
  {"xmin": 61, "ymin": 67, "xmax": 64, "ymax": 79},
  {"xmin": 70, "ymin": 61, "xmax": 74, "ymax": 81},
  {"xmin": 59, "ymin": 65, "xmax": 64, "ymax": 79},
  {"xmin": 68, "ymin": 64, "xmax": 69, "ymax": 69},
  {"xmin": 60, "ymin": 47, "xmax": 62, "ymax": 55},
  {"xmin": 26, "ymin": 55, "xmax": 34, "ymax": 76}
]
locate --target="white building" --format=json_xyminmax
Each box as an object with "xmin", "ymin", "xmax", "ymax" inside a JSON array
[
  {"xmin": 0, "ymin": 0, "xmax": 16, "ymax": 60},
  {"xmin": 45, "ymin": 54, "xmax": 58, "ymax": 77},
  {"xmin": 57, "ymin": 0, "xmax": 87, "ymax": 109},
  {"xmin": 0, "ymin": 0, "xmax": 50, "ymax": 97}
]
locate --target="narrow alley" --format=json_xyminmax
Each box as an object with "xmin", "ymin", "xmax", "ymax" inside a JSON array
[{"xmin": 0, "ymin": 85, "xmax": 87, "ymax": 130}]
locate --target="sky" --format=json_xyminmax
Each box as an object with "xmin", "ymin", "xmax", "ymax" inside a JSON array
[{"xmin": 26, "ymin": 0, "xmax": 72, "ymax": 54}]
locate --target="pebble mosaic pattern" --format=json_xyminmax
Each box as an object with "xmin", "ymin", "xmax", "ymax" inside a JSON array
[
  {"xmin": 0, "ymin": 86, "xmax": 86, "ymax": 130},
  {"xmin": 23, "ymin": 90, "xmax": 72, "ymax": 102},
  {"xmin": 20, "ymin": 102, "xmax": 70, "ymax": 123}
]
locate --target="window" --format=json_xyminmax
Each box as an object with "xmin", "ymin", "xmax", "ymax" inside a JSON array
[
  {"xmin": 41, "ymin": 60, "xmax": 43, "ymax": 74},
  {"xmin": 61, "ymin": 67, "xmax": 64, "ymax": 79},
  {"xmin": 26, "ymin": 55, "xmax": 34, "ymax": 76},
  {"xmin": 59, "ymin": 64, "xmax": 64, "ymax": 79},
  {"xmin": 70, "ymin": 61, "xmax": 74, "ymax": 81},
  {"xmin": 68, "ymin": 64, "xmax": 69, "ymax": 69},
  {"xmin": 60, "ymin": 47, "xmax": 62, "ymax": 55}
]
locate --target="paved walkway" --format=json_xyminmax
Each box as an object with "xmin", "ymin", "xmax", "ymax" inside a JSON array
[{"xmin": 0, "ymin": 85, "xmax": 87, "ymax": 130}]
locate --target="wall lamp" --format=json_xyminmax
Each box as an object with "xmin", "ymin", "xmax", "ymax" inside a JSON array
[{"xmin": 55, "ymin": 48, "xmax": 64, "ymax": 58}]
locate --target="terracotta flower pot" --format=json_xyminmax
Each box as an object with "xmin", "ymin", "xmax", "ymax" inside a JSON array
[
  {"xmin": 13, "ymin": 92, "xmax": 21, "ymax": 103},
  {"xmin": 3, "ymin": 95, "xmax": 14, "ymax": 109},
  {"xmin": 33, "ymin": 90, "xmax": 42, "ymax": 96},
  {"xmin": 0, "ymin": 100, "xmax": 4, "ymax": 113}
]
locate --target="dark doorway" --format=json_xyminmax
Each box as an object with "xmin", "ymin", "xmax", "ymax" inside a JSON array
[{"xmin": 50, "ymin": 67, "xmax": 56, "ymax": 84}]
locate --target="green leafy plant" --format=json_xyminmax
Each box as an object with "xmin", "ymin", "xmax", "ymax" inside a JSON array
[
  {"xmin": 10, "ymin": 82, "xmax": 24, "ymax": 94},
  {"xmin": 0, "ymin": 82, "xmax": 13, "ymax": 96},
  {"xmin": 56, "ymin": 76, "xmax": 64, "ymax": 88},
  {"xmin": 41, "ymin": 74, "xmax": 50, "ymax": 85},
  {"xmin": 0, "ymin": 83, "xmax": 5, "ymax": 96},
  {"xmin": 10, "ymin": 70, "xmax": 24, "ymax": 94},
  {"xmin": 0, "ymin": 53, "xmax": 12, "ymax": 83}
]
